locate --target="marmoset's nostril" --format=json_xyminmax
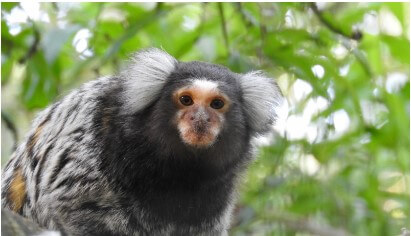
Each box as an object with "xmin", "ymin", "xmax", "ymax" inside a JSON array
[
  {"xmin": 195, "ymin": 123, "xmax": 207, "ymax": 134},
  {"xmin": 190, "ymin": 116, "xmax": 195, "ymax": 120},
  {"xmin": 206, "ymin": 118, "xmax": 211, "ymax": 122}
]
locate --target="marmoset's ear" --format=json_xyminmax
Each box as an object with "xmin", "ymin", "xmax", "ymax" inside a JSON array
[
  {"xmin": 239, "ymin": 71, "xmax": 283, "ymax": 134},
  {"xmin": 121, "ymin": 48, "xmax": 178, "ymax": 113}
]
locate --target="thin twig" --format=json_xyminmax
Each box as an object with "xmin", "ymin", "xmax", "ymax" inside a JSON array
[
  {"xmin": 1, "ymin": 111, "xmax": 18, "ymax": 151},
  {"xmin": 235, "ymin": 3, "xmax": 254, "ymax": 28},
  {"xmin": 256, "ymin": 3, "xmax": 268, "ymax": 64},
  {"xmin": 310, "ymin": 3, "xmax": 372, "ymax": 77},
  {"xmin": 89, "ymin": 3, "xmax": 106, "ymax": 46},
  {"xmin": 217, "ymin": 3, "xmax": 230, "ymax": 56},
  {"xmin": 18, "ymin": 21, "xmax": 40, "ymax": 64},
  {"xmin": 310, "ymin": 3, "xmax": 362, "ymax": 40},
  {"xmin": 340, "ymin": 37, "xmax": 373, "ymax": 77}
]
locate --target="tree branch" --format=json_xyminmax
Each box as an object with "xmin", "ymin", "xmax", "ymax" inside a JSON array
[{"xmin": 266, "ymin": 212, "xmax": 352, "ymax": 236}]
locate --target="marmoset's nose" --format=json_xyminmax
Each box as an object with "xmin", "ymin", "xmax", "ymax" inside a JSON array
[
  {"xmin": 194, "ymin": 119, "xmax": 208, "ymax": 134},
  {"xmin": 189, "ymin": 106, "xmax": 211, "ymax": 133}
]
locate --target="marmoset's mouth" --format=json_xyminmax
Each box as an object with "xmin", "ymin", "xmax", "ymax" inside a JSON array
[{"xmin": 179, "ymin": 125, "xmax": 218, "ymax": 148}]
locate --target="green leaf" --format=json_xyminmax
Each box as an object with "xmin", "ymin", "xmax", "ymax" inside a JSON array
[
  {"xmin": 1, "ymin": 20, "xmax": 13, "ymax": 42},
  {"xmin": 1, "ymin": 55, "xmax": 13, "ymax": 85},
  {"xmin": 100, "ymin": 5, "xmax": 172, "ymax": 65},
  {"xmin": 385, "ymin": 2, "xmax": 406, "ymax": 28},
  {"xmin": 21, "ymin": 52, "xmax": 58, "ymax": 109},
  {"xmin": 337, "ymin": 3, "xmax": 380, "ymax": 30},
  {"xmin": 41, "ymin": 25, "xmax": 81, "ymax": 64},
  {"xmin": 380, "ymin": 35, "xmax": 410, "ymax": 64},
  {"xmin": 1, "ymin": 2, "xmax": 19, "ymax": 12},
  {"xmin": 360, "ymin": 34, "xmax": 384, "ymax": 75},
  {"xmin": 65, "ymin": 2, "xmax": 103, "ymax": 27},
  {"xmin": 263, "ymin": 34, "xmax": 330, "ymax": 97}
]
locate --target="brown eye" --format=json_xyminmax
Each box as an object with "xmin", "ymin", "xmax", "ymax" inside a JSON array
[
  {"xmin": 210, "ymin": 99, "xmax": 224, "ymax": 109},
  {"xmin": 179, "ymin": 95, "xmax": 193, "ymax": 106}
]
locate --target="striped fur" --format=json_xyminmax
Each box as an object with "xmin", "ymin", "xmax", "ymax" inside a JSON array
[{"xmin": 1, "ymin": 48, "xmax": 282, "ymax": 236}]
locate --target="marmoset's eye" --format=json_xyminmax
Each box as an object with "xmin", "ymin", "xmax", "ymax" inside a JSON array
[
  {"xmin": 210, "ymin": 99, "xmax": 224, "ymax": 109},
  {"xmin": 179, "ymin": 95, "xmax": 193, "ymax": 106}
]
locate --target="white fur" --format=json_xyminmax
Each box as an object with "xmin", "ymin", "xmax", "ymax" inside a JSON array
[
  {"xmin": 239, "ymin": 71, "xmax": 283, "ymax": 133},
  {"xmin": 192, "ymin": 79, "xmax": 218, "ymax": 91},
  {"xmin": 35, "ymin": 231, "xmax": 61, "ymax": 236},
  {"xmin": 121, "ymin": 48, "xmax": 177, "ymax": 113}
]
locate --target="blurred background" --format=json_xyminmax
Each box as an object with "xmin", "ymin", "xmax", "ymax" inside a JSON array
[{"xmin": 1, "ymin": 2, "xmax": 409, "ymax": 235}]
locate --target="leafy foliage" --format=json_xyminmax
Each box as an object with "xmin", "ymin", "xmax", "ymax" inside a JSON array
[{"xmin": 1, "ymin": 3, "xmax": 409, "ymax": 235}]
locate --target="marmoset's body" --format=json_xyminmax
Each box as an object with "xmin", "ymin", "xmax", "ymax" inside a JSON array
[{"xmin": 2, "ymin": 48, "xmax": 282, "ymax": 235}]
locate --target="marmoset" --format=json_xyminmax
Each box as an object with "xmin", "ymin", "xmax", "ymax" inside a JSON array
[{"xmin": 2, "ymin": 48, "xmax": 282, "ymax": 235}]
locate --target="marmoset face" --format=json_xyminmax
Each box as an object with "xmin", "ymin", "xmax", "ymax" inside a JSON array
[
  {"xmin": 144, "ymin": 57, "xmax": 280, "ymax": 152},
  {"xmin": 172, "ymin": 79, "xmax": 231, "ymax": 148}
]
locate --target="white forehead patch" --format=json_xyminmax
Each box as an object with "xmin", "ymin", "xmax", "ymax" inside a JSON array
[{"xmin": 192, "ymin": 79, "xmax": 218, "ymax": 91}]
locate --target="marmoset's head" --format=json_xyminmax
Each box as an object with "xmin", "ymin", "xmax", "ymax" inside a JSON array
[{"xmin": 121, "ymin": 48, "xmax": 283, "ymax": 149}]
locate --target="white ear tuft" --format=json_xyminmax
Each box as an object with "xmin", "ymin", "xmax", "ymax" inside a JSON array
[
  {"xmin": 121, "ymin": 48, "xmax": 177, "ymax": 113},
  {"xmin": 240, "ymin": 71, "xmax": 283, "ymax": 133}
]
